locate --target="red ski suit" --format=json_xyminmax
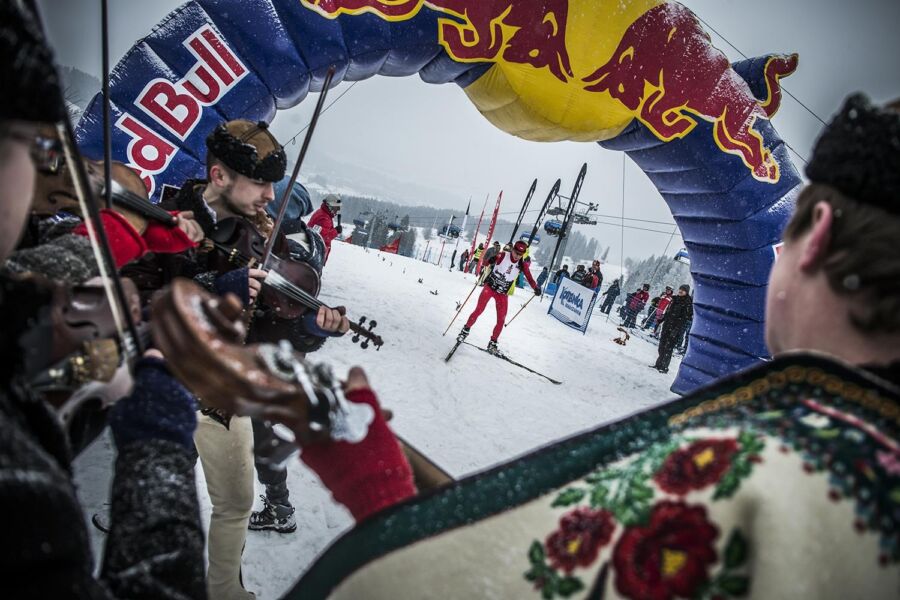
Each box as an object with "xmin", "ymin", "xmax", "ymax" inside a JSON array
[
  {"xmin": 308, "ymin": 202, "xmax": 339, "ymax": 261},
  {"xmin": 465, "ymin": 252, "xmax": 538, "ymax": 341}
]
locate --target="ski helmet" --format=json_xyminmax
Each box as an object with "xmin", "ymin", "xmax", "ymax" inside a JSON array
[
  {"xmin": 513, "ymin": 241, "xmax": 528, "ymax": 254},
  {"xmin": 323, "ymin": 194, "xmax": 342, "ymax": 211}
]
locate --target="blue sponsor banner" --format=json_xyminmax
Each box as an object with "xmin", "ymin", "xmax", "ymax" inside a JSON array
[{"xmin": 547, "ymin": 277, "xmax": 598, "ymax": 334}]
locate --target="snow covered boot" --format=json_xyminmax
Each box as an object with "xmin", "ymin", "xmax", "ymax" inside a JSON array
[
  {"xmin": 457, "ymin": 326, "xmax": 470, "ymax": 343},
  {"xmin": 249, "ymin": 495, "xmax": 296, "ymax": 533},
  {"xmin": 487, "ymin": 339, "xmax": 502, "ymax": 356}
]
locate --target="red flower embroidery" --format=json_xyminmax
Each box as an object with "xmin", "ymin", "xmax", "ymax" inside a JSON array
[
  {"xmin": 613, "ymin": 501, "xmax": 719, "ymax": 600},
  {"xmin": 545, "ymin": 508, "xmax": 615, "ymax": 573},
  {"xmin": 654, "ymin": 439, "xmax": 739, "ymax": 495}
]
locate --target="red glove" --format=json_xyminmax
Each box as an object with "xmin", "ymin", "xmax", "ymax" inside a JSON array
[
  {"xmin": 142, "ymin": 211, "xmax": 198, "ymax": 255},
  {"xmin": 300, "ymin": 386, "xmax": 416, "ymax": 521},
  {"xmin": 73, "ymin": 209, "xmax": 147, "ymax": 268}
]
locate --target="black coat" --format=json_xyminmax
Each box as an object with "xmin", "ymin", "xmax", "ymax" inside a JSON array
[
  {"xmin": 0, "ymin": 276, "xmax": 205, "ymax": 599},
  {"xmin": 660, "ymin": 294, "xmax": 693, "ymax": 331}
]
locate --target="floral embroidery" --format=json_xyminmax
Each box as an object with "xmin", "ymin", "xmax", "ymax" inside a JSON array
[
  {"xmin": 654, "ymin": 439, "xmax": 738, "ymax": 495},
  {"xmin": 545, "ymin": 508, "xmax": 615, "ymax": 573},
  {"xmin": 524, "ymin": 434, "xmax": 764, "ymax": 598},
  {"xmin": 612, "ymin": 502, "xmax": 719, "ymax": 600}
]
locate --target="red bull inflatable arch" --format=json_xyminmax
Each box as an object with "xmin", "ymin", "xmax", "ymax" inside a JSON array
[{"xmin": 75, "ymin": 0, "xmax": 802, "ymax": 394}]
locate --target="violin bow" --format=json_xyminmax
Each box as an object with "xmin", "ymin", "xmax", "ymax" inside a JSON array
[
  {"xmin": 261, "ymin": 65, "xmax": 336, "ymax": 268},
  {"xmin": 31, "ymin": 1, "xmax": 143, "ymax": 362}
]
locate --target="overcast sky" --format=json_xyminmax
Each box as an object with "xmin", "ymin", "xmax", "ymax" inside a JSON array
[{"xmin": 38, "ymin": 0, "xmax": 900, "ymax": 262}]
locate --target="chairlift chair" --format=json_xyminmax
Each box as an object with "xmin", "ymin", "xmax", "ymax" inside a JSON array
[
  {"xmin": 544, "ymin": 219, "xmax": 563, "ymax": 236},
  {"xmin": 438, "ymin": 224, "xmax": 461, "ymax": 238}
]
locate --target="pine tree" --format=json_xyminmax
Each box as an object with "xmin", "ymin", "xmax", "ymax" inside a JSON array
[{"xmin": 398, "ymin": 226, "xmax": 417, "ymax": 256}]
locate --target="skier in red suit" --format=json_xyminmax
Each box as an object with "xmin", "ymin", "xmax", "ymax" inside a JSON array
[{"xmin": 457, "ymin": 240, "xmax": 540, "ymax": 355}]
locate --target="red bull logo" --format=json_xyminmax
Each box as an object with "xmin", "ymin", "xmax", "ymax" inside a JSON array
[
  {"xmin": 303, "ymin": 0, "xmax": 795, "ymax": 183},
  {"xmin": 304, "ymin": 0, "xmax": 573, "ymax": 82},
  {"xmin": 581, "ymin": 3, "xmax": 793, "ymax": 183}
]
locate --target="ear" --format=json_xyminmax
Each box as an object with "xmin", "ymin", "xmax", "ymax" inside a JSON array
[
  {"xmin": 798, "ymin": 201, "xmax": 833, "ymax": 271},
  {"xmin": 208, "ymin": 163, "xmax": 230, "ymax": 189}
]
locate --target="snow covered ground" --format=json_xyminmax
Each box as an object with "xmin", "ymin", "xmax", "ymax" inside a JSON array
[{"xmin": 74, "ymin": 241, "xmax": 680, "ymax": 599}]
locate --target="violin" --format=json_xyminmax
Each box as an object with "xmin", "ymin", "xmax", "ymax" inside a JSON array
[
  {"xmin": 151, "ymin": 278, "xmax": 373, "ymax": 443},
  {"xmin": 18, "ymin": 273, "xmax": 146, "ymax": 454},
  {"xmin": 208, "ymin": 217, "xmax": 384, "ymax": 350},
  {"xmin": 150, "ymin": 278, "xmax": 450, "ymax": 490},
  {"xmin": 31, "ymin": 127, "xmax": 177, "ymax": 233}
]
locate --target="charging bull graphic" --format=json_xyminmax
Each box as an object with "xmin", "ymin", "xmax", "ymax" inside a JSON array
[
  {"xmin": 75, "ymin": 0, "xmax": 803, "ymax": 398},
  {"xmin": 582, "ymin": 3, "xmax": 797, "ymax": 182},
  {"xmin": 306, "ymin": 0, "xmax": 574, "ymax": 82}
]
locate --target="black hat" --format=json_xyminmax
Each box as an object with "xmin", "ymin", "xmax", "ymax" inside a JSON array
[
  {"xmin": 206, "ymin": 120, "xmax": 286, "ymax": 182},
  {"xmin": 679, "ymin": 284, "xmax": 691, "ymax": 293},
  {"xmin": 806, "ymin": 93, "xmax": 900, "ymax": 216},
  {"xmin": 0, "ymin": 2, "xmax": 65, "ymax": 123}
]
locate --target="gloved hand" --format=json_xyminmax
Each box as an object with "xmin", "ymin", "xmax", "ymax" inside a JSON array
[
  {"xmin": 109, "ymin": 354, "xmax": 198, "ymax": 449},
  {"xmin": 297, "ymin": 367, "xmax": 416, "ymax": 521},
  {"xmin": 73, "ymin": 209, "xmax": 147, "ymax": 267},
  {"xmin": 142, "ymin": 210, "xmax": 199, "ymax": 255},
  {"xmin": 334, "ymin": 225, "xmax": 343, "ymax": 234},
  {"xmin": 213, "ymin": 267, "xmax": 250, "ymax": 307},
  {"xmin": 534, "ymin": 286, "xmax": 542, "ymax": 296}
]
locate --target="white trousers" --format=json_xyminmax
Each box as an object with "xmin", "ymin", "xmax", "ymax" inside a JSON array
[{"xmin": 195, "ymin": 413, "xmax": 256, "ymax": 600}]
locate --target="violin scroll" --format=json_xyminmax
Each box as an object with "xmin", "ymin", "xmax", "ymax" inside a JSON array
[
  {"xmin": 150, "ymin": 278, "xmax": 374, "ymax": 444},
  {"xmin": 349, "ymin": 316, "xmax": 384, "ymax": 351}
]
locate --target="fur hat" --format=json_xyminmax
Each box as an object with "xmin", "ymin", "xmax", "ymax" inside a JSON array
[
  {"xmin": 806, "ymin": 93, "xmax": 900, "ymax": 216},
  {"xmin": 0, "ymin": 2, "xmax": 65, "ymax": 123},
  {"xmin": 206, "ymin": 120, "xmax": 286, "ymax": 182}
]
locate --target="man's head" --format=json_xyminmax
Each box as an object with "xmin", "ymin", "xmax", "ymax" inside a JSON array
[
  {"xmin": 323, "ymin": 194, "xmax": 342, "ymax": 214},
  {"xmin": 765, "ymin": 94, "xmax": 900, "ymax": 362},
  {"xmin": 678, "ymin": 284, "xmax": 690, "ymax": 296},
  {"xmin": 665, "ymin": 285, "xmax": 673, "ymax": 296},
  {"xmin": 205, "ymin": 120, "xmax": 286, "ymax": 218},
  {"xmin": 642, "ymin": 283, "xmax": 650, "ymax": 291},
  {"xmin": 591, "ymin": 260, "xmax": 600, "ymax": 270},
  {"xmin": 0, "ymin": 1, "xmax": 65, "ymax": 261},
  {"xmin": 512, "ymin": 240, "xmax": 528, "ymax": 258},
  {"xmin": 493, "ymin": 241, "xmax": 500, "ymax": 247}
]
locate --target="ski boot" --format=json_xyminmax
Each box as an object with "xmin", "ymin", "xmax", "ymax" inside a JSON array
[
  {"xmin": 457, "ymin": 326, "xmax": 470, "ymax": 343},
  {"xmin": 249, "ymin": 495, "xmax": 297, "ymax": 533},
  {"xmin": 487, "ymin": 339, "xmax": 502, "ymax": 357}
]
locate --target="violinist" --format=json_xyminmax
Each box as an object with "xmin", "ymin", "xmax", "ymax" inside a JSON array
[
  {"xmin": 0, "ymin": 3, "xmax": 204, "ymax": 598},
  {"xmin": 6, "ymin": 140, "xmax": 203, "ymax": 285},
  {"xmin": 123, "ymin": 119, "xmax": 349, "ymax": 599}
]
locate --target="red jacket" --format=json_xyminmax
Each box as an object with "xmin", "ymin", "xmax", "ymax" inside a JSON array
[
  {"xmin": 308, "ymin": 202, "xmax": 338, "ymax": 259},
  {"xmin": 656, "ymin": 292, "xmax": 674, "ymax": 321},
  {"xmin": 628, "ymin": 289, "xmax": 649, "ymax": 311}
]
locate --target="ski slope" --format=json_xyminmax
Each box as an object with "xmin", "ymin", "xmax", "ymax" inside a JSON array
[{"xmin": 74, "ymin": 241, "xmax": 681, "ymax": 599}]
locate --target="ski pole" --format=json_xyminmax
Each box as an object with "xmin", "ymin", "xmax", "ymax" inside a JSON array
[
  {"xmin": 442, "ymin": 282, "xmax": 479, "ymax": 336},
  {"xmin": 505, "ymin": 294, "xmax": 536, "ymax": 327}
]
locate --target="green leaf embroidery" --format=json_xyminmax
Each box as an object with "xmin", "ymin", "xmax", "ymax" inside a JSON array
[
  {"xmin": 589, "ymin": 484, "xmax": 609, "ymax": 507},
  {"xmin": 557, "ymin": 576, "xmax": 585, "ymax": 597},
  {"xmin": 714, "ymin": 432, "xmax": 765, "ymax": 500},
  {"xmin": 724, "ymin": 529, "xmax": 747, "ymax": 569},
  {"xmin": 719, "ymin": 574, "xmax": 750, "ymax": 596},
  {"xmin": 552, "ymin": 488, "xmax": 586, "ymax": 507},
  {"xmin": 529, "ymin": 540, "xmax": 545, "ymax": 564},
  {"xmin": 890, "ymin": 487, "xmax": 900, "ymax": 504}
]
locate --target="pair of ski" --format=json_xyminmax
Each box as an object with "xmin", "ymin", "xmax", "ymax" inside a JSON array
[{"xmin": 445, "ymin": 340, "xmax": 562, "ymax": 385}]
